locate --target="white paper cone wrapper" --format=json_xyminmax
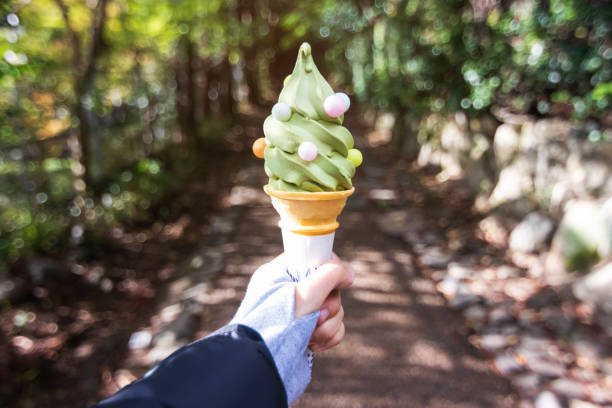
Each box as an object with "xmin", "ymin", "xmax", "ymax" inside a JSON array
[{"xmin": 281, "ymin": 228, "xmax": 335, "ymax": 272}]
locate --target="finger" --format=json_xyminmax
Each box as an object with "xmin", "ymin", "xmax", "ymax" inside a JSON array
[
  {"xmin": 296, "ymin": 262, "xmax": 352, "ymax": 317},
  {"xmin": 310, "ymin": 306, "xmax": 344, "ymax": 345},
  {"xmin": 317, "ymin": 290, "xmax": 341, "ymax": 326},
  {"xmin": 319, "ymin": 322, "xmax": 346, "ymax": 351},
  {"xmin": 329, "ymin": 254, "xmax": 354, "ymax": 289}
]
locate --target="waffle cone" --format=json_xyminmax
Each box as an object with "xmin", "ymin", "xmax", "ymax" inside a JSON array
[{"xmin": 264, "ymin": 185, "xmax": 354, "ymax": 236}]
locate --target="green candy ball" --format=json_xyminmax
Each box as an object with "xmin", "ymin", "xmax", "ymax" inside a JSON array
[{"xmin": 347, "ymin": 148, "xmax": 363, "ymax": 167}]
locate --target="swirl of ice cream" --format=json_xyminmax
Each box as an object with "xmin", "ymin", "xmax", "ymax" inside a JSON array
[{"xmin": 263, "ymin": 43, "xmax": 356, "ymax": 192}]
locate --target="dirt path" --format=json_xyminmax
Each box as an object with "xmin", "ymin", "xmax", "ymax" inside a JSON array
[
  {"xmin": 196, "ymin": 157, "xmax": 517, "ymax": 407},
  {"xmin": 9, "ymin": 114, "xmax": 610, "ymax": 407}
]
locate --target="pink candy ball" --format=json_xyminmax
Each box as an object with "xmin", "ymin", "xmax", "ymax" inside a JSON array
[
  {"xmin": 323, "ymin": 94, "xmax": 346, "ymax": 118},
  {"xmin": 298, "ymin": 141, "xmax": 318, "ymax": 161}
]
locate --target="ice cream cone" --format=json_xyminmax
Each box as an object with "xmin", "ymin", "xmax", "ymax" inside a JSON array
[
  {"xmin": 264, "ymin": 185, "xmax": 354, "ymax": 270},
  {"xmin": 264, "ymin": 185, "xmax": 354, "ymax": 236},
  {"xmin": 256, "ymin": 43, "xmax": 361, "ymax": 271}
]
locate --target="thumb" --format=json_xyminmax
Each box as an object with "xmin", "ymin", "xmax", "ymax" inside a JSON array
[{"xmin": 294, "ymin": 256, "xmax": 354, "ymax": 318}]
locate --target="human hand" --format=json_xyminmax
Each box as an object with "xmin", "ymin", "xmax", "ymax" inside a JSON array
[
  {"xmin": 230, "ymin": 253, "xmax": 353, "ymax": 404},
  {"xmin": 294, "ymin": 254, "xmax": 354, "ymax": 352}
]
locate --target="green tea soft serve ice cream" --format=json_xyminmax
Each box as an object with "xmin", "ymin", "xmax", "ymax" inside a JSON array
[{"xmin": 252, "ymin": 42, "xmax": 363, "ymax": 269}]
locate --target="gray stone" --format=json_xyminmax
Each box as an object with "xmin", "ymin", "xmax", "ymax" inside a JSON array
[
  {"xmin": 573, "ymin": 262, "xmax": 612, "ymax": 337},
  {"xmin": 439, "ymin": 114, "xmax": 471, "ymax": 178},
  {"xmin": 517, "ymin": 309, "xmax": 538, "ymax": 329},
  {"xmin": 518, "ymin": 400, "xmax": 535, "ymax": 408},
  {"xmin": 526, "ymin": 286, "xmax": 560, "ymax": 309},
  {"xmin": 225, "ymin": 185, "xmax": 268, "ymax": 206},
  {"xmin": 549, "ymin": 378, "xmax": 587, "ymax": 400},
  {"xmin": 541, "ymin": 308, "xmax": 573, "ymax": 335},
  {"xmin": 441, "ymin": 114, "xmax": 471, "ymax": 153},
  {"xmin": 520, "ymin": 335, "xmax": 555, "ymax": 353},
  {"xmin": 436, "ymin": 276, "xmax": 477, "ymax": 306},
  {"xmin": 489, "ymin": 307, "xmax": 514, "ymax": 326},
  {"xmin": 509, "ymin": 213, "xmax": 555, "ymax": 253},
  {"xmin": 591, "ymin": 386, "xmax": 612, "ymax": 405},
  {"xmin": 128, "ymin": 330, "xmax": 152, "ymax": 350},
  {"xmin": 552, "ymin": 200, "xmax": 607, "ymax": 271},
  {"xmin": 581, "ymin": 155, "xmax": 610, "ymax": 194},
  {"xmin": 519, "ymin": 121, "xmax": 538, "ymax": 153},
  {"xmin": 494, "ymin": 124, "xmax": 520, "ymax": 166},
  {"xmin": 601, "ymin": 357, "xmax": 612, "ymax": 376},
  {"xmin": 479, "ymin": 334, "xmax": 508, "ymax": 352},
  {"xmin": 437, "ymin": 276, "xmax": 460, "ymax": 297},
  {"xmin": 463, "ymin": 305, "xmax": 487, "ymax": 328},
  {"xmin": 500, "ymin": 324, "xmax": 520, "ymax": 335},
  {"xmin": 420, "ymin": 247, "xmax": 451, "ymax": 269},
  {"xmin": 438, "ymin": 276, "xmax": 482, "ymax": 309},
  {"xmin": 464, "ymin": 156, "xmax": 492, "ymax": 197},
  {"xmin": 524, "ymin": 357, "xmax": 566, "ymax": 378},
  {"xmin": 368, "ymin": 189, "xmax": 399, "ymax": 201},
  {"xmin": 573, "ymin": 262, "xmax": 612, "ymax": 314},
  {"xmin": 598, "ymin": 312, "xmax": 612, "ymax": 338},
  {"xmin": 512, "ymin": 373, "xmax": 540, "ymax": 395},
  {"xmin": 494, "ymin": 352, "xmax": 523, "ymax": 376},
  {"xmin": 535, "ymin": 391, "xmax": 562, "ymax": 408},
  {"xmin": 489, "ymin": 157, "xmax": 534, "ymax": 207},
  {"xmin": 568, "ymin": 400, "xmax": 598, "ymax": 408},
  {"xmin": 449, "ymin": 292, "xmax": 482, "ymax": 309},
  {"xmin": 602, "ymin": 197, "xmax": 612, "ymax": 253},
  {"xmin": 447, "ymin": 262, "xmax": 473, "ymax": 279},
  {"xmin": 534, "ymin": 119, "xmax": 573, "ymax": 144},
  {"xmin": 497, "ymin": 265, "xmax": 521, "ymax": 279}
]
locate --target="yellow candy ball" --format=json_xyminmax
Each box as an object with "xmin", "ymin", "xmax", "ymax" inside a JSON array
[
  {"xmin": 347, "ymin": 148, "xmax": 363, "ymax": 167},
  {"xmin": 283, "ymin": 75, "xmax": 291, "ymax": 87}
]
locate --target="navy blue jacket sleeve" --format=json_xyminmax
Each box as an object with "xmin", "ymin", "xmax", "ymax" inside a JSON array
[{"xmin": 94, "ymin": 324, "xmax": 288, "ymax": 408}]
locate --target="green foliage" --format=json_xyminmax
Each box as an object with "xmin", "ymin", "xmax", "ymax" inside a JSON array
[{"xmin": 304, "ymin": 0, "xmax": 610, "ymax": 120}]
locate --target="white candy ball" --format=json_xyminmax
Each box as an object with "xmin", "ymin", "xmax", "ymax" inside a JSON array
[
  {"xmin": 272, "ymin": 102, "xmax": 292, "ymax": 121},
  {"xmin": 336, "ymin": 92, "xmax": 350, "ymax": 111}
]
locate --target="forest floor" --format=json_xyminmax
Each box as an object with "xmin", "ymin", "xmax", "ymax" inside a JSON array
[{"xmin": 3, "ymin": 112, "xmax": 610, "ymax": 408}]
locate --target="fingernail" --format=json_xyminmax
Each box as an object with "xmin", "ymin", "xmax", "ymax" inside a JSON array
[{"xmin": 319, "ymin": 309, "xmax": 329, "ymax": 322}]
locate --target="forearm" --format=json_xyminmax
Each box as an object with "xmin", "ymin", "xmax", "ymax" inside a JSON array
[
  {"xmin": 93, "ymin": 325, "xmax": 287, "ymax": 408},
  {"xmin": 230, "ymin": 263, "xmax": 319, "ymax": 405}
]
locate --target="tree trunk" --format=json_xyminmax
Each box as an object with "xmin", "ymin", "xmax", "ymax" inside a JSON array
[
  {"xmin": 243, "ymin": 47, "xmax": 262, "ymax": 106},
  {"xmin": 76, "ymin": 99, "xmax": 92, "ymax": 188},
  {"xmin": 55, "ymin": 0, "xmax": 109, "ymax": 193},
  {"xmin": 393, "ymin": 109, "xmax": 420, "ymax": 160},
  {"xmin": 175, "ymin": 34, "xmax": 197, "ymax": 143},
  {"xmin": 220, "ymin": 56, "xmax": 234, "ymax": 117},
  {"xmin": 198, "ymin": 57, "xmax": 209, "ymax": 117}
]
